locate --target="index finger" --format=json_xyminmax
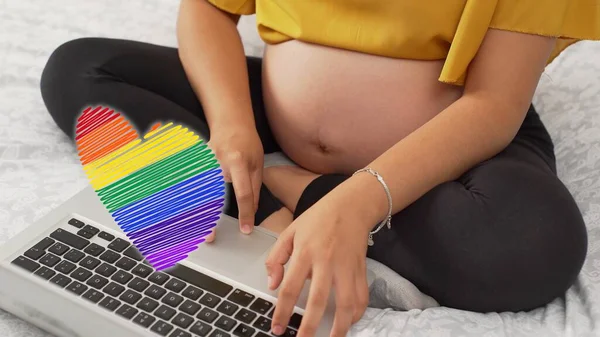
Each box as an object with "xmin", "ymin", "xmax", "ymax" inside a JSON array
[{"xmin": 229, "ymin": 161, "xmax": 255, "ymax": 234}]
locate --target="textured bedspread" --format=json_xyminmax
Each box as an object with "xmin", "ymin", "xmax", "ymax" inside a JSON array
[{"xmin": 1, "ymin": 0, "xmax": 599, "ymax": 336}]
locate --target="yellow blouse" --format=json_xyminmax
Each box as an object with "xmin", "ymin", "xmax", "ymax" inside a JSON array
[{"xmin": 207, "ymin": 0, "xmax": 600, "ymax": 85}]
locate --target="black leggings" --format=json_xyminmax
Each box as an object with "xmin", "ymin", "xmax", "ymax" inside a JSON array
[{"xmin": 40, "ymin": 37, "xmax": 588, "ymax": 313}]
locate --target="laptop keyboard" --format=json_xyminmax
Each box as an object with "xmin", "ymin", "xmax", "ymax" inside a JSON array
[{"xmin": 10, "ymin": 218, "xmax": 303, "ymax": 337}]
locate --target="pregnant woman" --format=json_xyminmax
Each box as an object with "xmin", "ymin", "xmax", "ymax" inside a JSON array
[{"xmin": 41, "ymin": 0, "xmax": 598, "ymax": 336}]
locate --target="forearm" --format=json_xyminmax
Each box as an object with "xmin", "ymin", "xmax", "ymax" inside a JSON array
[
  {"xmin": 177, "ymin": 0, "xmax": 255, "ymax": 131},
  {"xmin": 330, "ymin": 29, "xmax": 555, "ymax": 228},
  {"xmin": 337, "ymin": 95, "xmax": 526, "ymax": 225}
]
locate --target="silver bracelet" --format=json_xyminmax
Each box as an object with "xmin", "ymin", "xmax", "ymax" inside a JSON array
[{"xmin": 352, "ymin": 167, "xmax": 392, "ymax": 246}]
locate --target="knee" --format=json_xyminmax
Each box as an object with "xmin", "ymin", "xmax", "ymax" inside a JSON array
[
  {"xmin": 41, "ymin": 38, "xmax": 106, "ymax": 137},
  {"xmin": 41, "ymin": 38, "xmax": 100, "ymax": 91},
  {"xmin": 429, "ymin": 162, "xmax": 587, "ymax": 312}
]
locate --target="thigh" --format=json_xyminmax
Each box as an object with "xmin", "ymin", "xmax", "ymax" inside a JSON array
[{"xmin": 40, "ymin": 37, "xmax": 280, "ymax": 153}]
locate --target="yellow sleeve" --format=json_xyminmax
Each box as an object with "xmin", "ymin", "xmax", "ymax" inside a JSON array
[
  {"xmin": 207, "ymin": 0, "xmax": 255, "ymax": 15},
  {"xmin": 439, "ymin": 0, "xmax": 600, "ymax": 85}
]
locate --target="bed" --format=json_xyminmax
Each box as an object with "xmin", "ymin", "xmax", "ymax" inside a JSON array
[{"xmin": 1, "ymin": 0, "xmax": 599, "ymax": 336}]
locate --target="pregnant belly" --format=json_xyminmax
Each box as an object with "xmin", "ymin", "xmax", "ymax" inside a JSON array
[{"xmin": 262, "ymin": 41, "xmax": 464, "ymax": 174}]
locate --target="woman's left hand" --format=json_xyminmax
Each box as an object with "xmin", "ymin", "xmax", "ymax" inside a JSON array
[{"xmin": 265, "ymin": 187, "xmax": 375, "ymax": 337}]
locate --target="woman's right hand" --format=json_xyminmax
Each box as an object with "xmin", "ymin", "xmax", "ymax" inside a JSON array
[{"xmin": 206, "ymin": 125, "xmax": 264, "ymax": 242}]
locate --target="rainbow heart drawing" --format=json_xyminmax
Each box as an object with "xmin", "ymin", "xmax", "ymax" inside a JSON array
[{"xmin": 75, "ymin": 106, "xmax": 225, "ymax": 271}]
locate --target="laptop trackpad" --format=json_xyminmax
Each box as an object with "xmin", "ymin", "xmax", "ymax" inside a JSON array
[{"xmin": 186, "ymin": 216, "xmax": 276, "ymax": 279}]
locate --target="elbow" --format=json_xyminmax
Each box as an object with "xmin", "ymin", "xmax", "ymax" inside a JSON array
[
  {"xmin": 468, "ymin": 97, "xmax": 529, "ymax": 156},
  {"xmin": 485, "ymin": 108, "xmax": 527, "ymax": 155}
]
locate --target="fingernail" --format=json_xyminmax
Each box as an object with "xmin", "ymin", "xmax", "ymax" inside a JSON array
[
  {"xmin": 242, "ymin": 224, "xmax": 252, "ymax": 234},
  {"xmin": 267, "ymin": 275, "xmax": 273, "ymax": 289},
  {"xmin": 272, "ymin": 325, "xmax": 284, "ymax": 335}
]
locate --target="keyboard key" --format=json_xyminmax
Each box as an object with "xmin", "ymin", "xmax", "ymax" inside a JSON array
[
  {"xmin": 283, "ymin": 328, "xmax": 298, "ymax": 337},
  {"xmin": 98, "ymin": 231, "xmax": 115, "ymax": 241},
  {"xmin": 11, "ymin": 256, "xmax": 40, "ymax": 272},
  {"xmin": 210, "ymin": 329, "xmax": 231, "ymax": 337},
  {"xmin": 123, "ymin": 245, "xmax": 144, "ymax": 261},
  {"xmin": 39, "ymin": 253, "xmax": 61, "ymax": 267},
  {"xmin": 136, "ymin": 297, "xmax": 159, "ymax": 312},
  {"xmin": 33, "ymin": 266, "xmax": 55, "ymax": 280},
  {"xmin": 165, "ymin": 278, "xmax": 186, "ymax": 293},
  {"xmin": 180, "ymin": 300, "xmax": 201, "ymax": 315},
  {"xmin": 232, "ymin": 323, "xmax": 255, "ymax": 337},
  {"xmin": 197, "ymin": 307, "xmax": 219, "ymax": 323},
  {"xmin": 190, "ymin": 321, "xmax": 212, "ymax": 336},
  {"xmin": 145, "ymin": 284, "xmax": 167, "ymax": 299},
  {"xmin": 103, "ymin": 282, "xmax": 126, "ymax": 297},
  {"xmin": 66, "ymin": 281, "xmax": 88, "ymax": 295},
  {"xmin": 133, "ymin": 312, "xmax": 156, "ymax": 328},
  {"xmin": 288, "ymin": 313, "xmax": 303, "ymax": 330},
  {"xmin": 49, "ymin": 274, "xmax": 71, "ymax": 288},
  {"xmin": 79, "ymin": 256, "xmax": 101, "ymax": 270},
  {"xmin": 99, "ymin": 250, "xmax": 120, "ymax": 264},
  {"xmin": 82, "ymin": 289, "xmax": 104, "ymax": 303},
  {"xmin": 107, "ymin": 238, "xmax": 129, "ymax": 252},
  {"xmin": 172, "ymin": 312, "xmax": 194, "ymax": 329},
  {"xmin": 115, "ymin": 257, "xmax": 136, "ymax": 271},
  {"xmin": 68, "ymin": 218, "xmax": 85, "ymax": 228},
  {"xmin": 169, "ymin": 328, "xmax": 192, "ymax": 337},
  {"xmin": 82, "ymin": 225, "xmax": 99, "ymax": 235},
  {"xmin": 166, "ymin": 264, "xmax": 233, "ymax": 297},
  {"xmin": 33, "ymin": 237, "xmax": 56, "ymax": 250},
  {"xmin": 115, "ymin": 303, "xmax": 138, "ymax": 319},
  {"xmin": 269, "ymin": 309, "xmax": 302, "ymax": 329},
  {"xmin": 71, "ymin": 267, "xmax": 92, "ymax": 281},
  {"xmin": 96, "ymin": 263, "xmax": 117, "ymax": 277},
  {"xmin": 182, "ymin": 285, "xmax": 203, "ymax": 300},
  {"xmin": 216, "ymin": 301, "xmax": 239, "ymax": 316},
  {"xmin": 255, "ymin": 333, "xmax": 270, "ymax": 337},
  {"xmin": 48, "ymin": 242, "xmax": 69, "ymax": 256},
  {"xmin": 77, "ymin": 229, "xmax": 94, "ymax": 239},
  {"xmin": 252, "ymin": 316, "xmax": 271, "ymax": 332},
  {"xmin": 148, "ymin": 271, "xmax": 170, "ymax": 285},
  {"xmin": 155, "ymin": 305, "xmax": 177, "ymax": 320},
  {"xmin": 50, "ymin": 228, "xmax": 89, "ymax": 250},
  {"xmin": 55, "ymin": 260, "xmax": 77, "ymax": 274},
  {"xmin": 128, "ymin": 277, "xmax": 150, "ymax": 292},
  {"xmin": 151, "ymin": 320, "xmax": 174, "ymax": 336},
  {"xmin": 249, "ymin": 298, "xmax": 273, "ymax": 316},
  {"xmin": 111, "ymin": 270, "xmax": 133, "ymax": 284},
  {"xmin": 199, "ymin": 293, "xmax": 220, "ymax": 308},
  {"xmin": 162, "ymin": 292, "xmax": 184, "ymax": 307},
  {"xmin": 83, "ymin": 243, "xmax": 105, "ymax": 257},
  {"xmin": 131, "ymin": 264, "xmax": 153, "ymax": 278},
  {"xmin": 228, "ymin": 289, "xmax": 255, "ymax": 307},
  {"xmin": 86, "ymin": 274, "xmax": 109, "ymax": 289},
  {"xmin": 24, "ymin": 247, "xmax": 46, "ymax": 260},
  {"xmin": 24, "ymin": 237, "xmax": 55, "ymax": 260},
  {"xmin": 99, "ymin": 296, "xmax": 121, "ymax": 311},
  {"xmin": 64, "ymin": 249, "xmax": 85, "ymax": 263},
  {"xmin": 119, "ymin": 289, "xmax": 142, "ymax": 304},
  {"xmin": 234, "ymin": 308, "xmax": 256, "ymax": 324},
  {"xmin": 215, "ymin": 316, "xmax": 236, "ymax": 331}
]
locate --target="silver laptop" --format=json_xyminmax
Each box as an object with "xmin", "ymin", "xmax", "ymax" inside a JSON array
[{"xmin": 0, "ymin": 185, "xmax": 374, "ymax": 337}]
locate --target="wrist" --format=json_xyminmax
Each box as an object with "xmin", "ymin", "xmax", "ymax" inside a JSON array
[
  {"xmin": 211, "ymin": 118, "xmax": 257, "ymax": 139},
  {"xmin": 208, "ymin": 108, "xmax": 256, "ymax": 132},
  {"xmin": 333, "ymin": 172, "xmax": 390, "ymax": 231}
]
